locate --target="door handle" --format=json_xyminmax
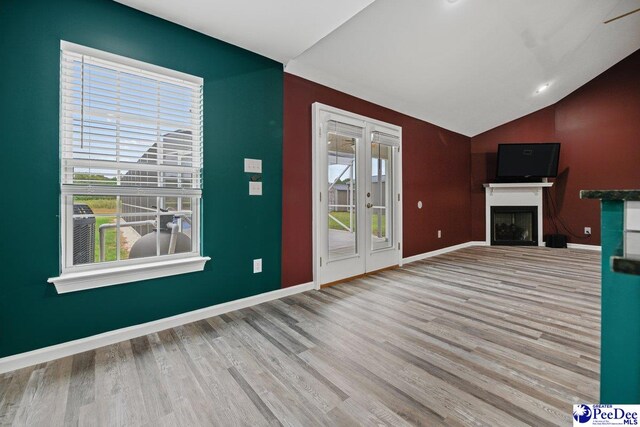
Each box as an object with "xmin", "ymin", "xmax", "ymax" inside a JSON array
[{"xmin": 366, "ymin": 203, "xmax": 373, "ymax": 208}]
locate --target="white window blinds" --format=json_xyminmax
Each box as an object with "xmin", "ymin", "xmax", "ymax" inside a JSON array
[
  {"xmin": 326, "ymin": 120, "xmax": 363, "ymax": 139},
  {"xmin": 60, "ymin": 42, "xmax": 204, "ymax": 196},
  {"xmin": 371, "ymin": 131, "xmax": 400, "ymax": 147}
]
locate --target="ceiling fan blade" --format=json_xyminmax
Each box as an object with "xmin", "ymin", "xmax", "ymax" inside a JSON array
[{"xmin": 604, "ymin": 6, "xmax": 640, "ymax": 24}]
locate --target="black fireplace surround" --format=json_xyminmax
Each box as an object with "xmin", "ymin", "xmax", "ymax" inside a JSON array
[{"xmin": 491, "ymin": 206, "xmax": 538, "ymax": 246}]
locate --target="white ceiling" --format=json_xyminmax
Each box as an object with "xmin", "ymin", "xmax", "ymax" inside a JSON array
[
  {"xmin": 117, "ymin": 0, "xmax": 640, "ymax": 136},
  {"xmin": 114, "ymin": 0, "xmax": 374, "ymax": 63}
]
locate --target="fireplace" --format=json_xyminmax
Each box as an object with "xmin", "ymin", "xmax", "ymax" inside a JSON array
[
  {"xmin": 484, "ymin": 182, "xmax": 551, "ymax": 246},
  {"xmin": 490, "ymin": 206, "xmax": 538, "ymax": 246}
]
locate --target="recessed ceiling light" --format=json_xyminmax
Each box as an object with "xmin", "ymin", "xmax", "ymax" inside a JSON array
[{"xmin": 535, "ymin": 83, "xmax": 550, "ymax": 94}]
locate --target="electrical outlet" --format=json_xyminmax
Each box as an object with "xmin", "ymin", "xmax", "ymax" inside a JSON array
[
  {"xmin": 253, "ymin": 258, "xmax": 262, "ymax": 273},
  {"xmin": 249, "ymin": 181, "xmax": 262, "ymax": 196},
  {"xmin": 438, "ymin": 230, "xmax": 442, "ymax": 239},
  {"xmin": 584, "ymin": 227, "xmax": 592, "ymax": 236}
]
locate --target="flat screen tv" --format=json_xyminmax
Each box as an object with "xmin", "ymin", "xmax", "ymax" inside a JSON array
[{"xmin": 496, "ymin": 143, "xmax": 560, "ymax": 181}]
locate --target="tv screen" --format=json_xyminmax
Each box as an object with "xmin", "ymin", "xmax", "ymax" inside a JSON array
[{"xmin": 496, "ymin": 143, "xmax": 560, "ymax": 180}]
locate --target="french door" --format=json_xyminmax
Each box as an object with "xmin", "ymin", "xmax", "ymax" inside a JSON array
[{"xmin": 312, "ymin": 103, "xmax": 402, "ymax": 287}]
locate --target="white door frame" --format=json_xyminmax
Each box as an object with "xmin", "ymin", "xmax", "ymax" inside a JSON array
[{"xmin": 312, "ymin": 103, "xmax": 403, "ymax": 290}]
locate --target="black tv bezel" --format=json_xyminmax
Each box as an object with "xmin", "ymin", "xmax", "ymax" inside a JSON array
[{"xmin": 495, "ymin": 142, "xmax": 561, "ymax": 179}]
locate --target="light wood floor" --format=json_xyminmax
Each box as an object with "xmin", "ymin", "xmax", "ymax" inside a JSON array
[{"xmin": 0, "ymin": 246, "xmax": 601, "ymax": 426}]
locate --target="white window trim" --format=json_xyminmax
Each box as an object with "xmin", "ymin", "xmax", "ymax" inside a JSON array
[
  {"xmin": 48, "ymin": 255, "xmax": 211, "ymax": 294},
  {"xmin": 60, "ymin": 41, "xmax": 203, "ymax": 85},
  {"xmin": 50, "ymin": 41, "xmax": 209, "ymax": 293}
]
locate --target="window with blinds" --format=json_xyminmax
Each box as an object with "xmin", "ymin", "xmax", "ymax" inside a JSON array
[
  {"xmin": 58, "ymin": 41, "xmax": 204, "ymax": 274},
  {"xmin": 326, "ymin": 120, "xmax": 364, "ymax": 139},
  {"xmin": 371, "ymin": 131, "xmax": 400, "ymax": 147},
  {"xmin": 60, "ymin": 42, "xmax": 203, "ymax": 194}
]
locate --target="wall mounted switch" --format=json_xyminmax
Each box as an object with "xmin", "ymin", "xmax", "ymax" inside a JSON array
[
  {"xmin": 253, "ymin": 258, "xmax": 262, "ymax": 273},
  {"xmin": 244, "ymin": 158, "xmax": 262, "ymax": 173}
]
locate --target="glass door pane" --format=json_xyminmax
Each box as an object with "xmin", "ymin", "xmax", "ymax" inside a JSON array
[
  {"xmin": 370, "ymin": 142, "xmax": 393, "ymax": 250},
  {"xmin": 327, "ymin": 133, "xmax": 358, "ymax": 260}
]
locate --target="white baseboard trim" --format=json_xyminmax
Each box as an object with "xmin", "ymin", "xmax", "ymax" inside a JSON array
[
  {"xmin": 402, "ymin": 241, "xmax": 487, "ymax": 264},
  {"xmin": 401, "ymin": 240, "xmax": 601, "ymax": 265},
  {"xmin": 0, "ymin": 281, "xmax": 315, "ymax": 374},
  {"xmin": 567, "ymin": 243, "xmax": 602, "ymax": 251},
  {"xmin": 468, "ymin": 241, "xmax": 490, "ymax": 247}
]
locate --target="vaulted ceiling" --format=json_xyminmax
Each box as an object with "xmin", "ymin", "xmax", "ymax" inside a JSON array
[{"xmin": 117, "ymin": 0, "xmax": 640, "ymax": 136}]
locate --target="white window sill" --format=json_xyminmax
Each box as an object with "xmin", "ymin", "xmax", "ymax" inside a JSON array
[{"xmin": 47, "ymin": 256, "xmax": 211, "ymax": 294}]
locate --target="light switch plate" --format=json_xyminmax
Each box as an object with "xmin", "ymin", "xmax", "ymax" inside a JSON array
[
  {"xmin": 253, "ymin": 258, "xmax": 262, "ymax": 273},
  {"xmin": 249, "ymin": 181, "xmax": 262, "ymax": 196},
  {"xmin": 244, "ymin": 158, "xmax": 262, "ymax": 173}
]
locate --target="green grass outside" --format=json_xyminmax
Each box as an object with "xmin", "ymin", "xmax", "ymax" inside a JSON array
[
  {"xmin": 75, "ymin": 197, "xmax": 117, "ymax": 214},
  {"xmin": 328, "ymin": 211, "xmax": 386, "ymax": 236},
  {"xmin": 93, "ymin": 217, "xmax": 130, "ymax": 262}
]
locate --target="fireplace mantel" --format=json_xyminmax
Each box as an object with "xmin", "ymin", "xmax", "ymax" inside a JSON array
[
  {"xmin": 483, "ymin": 182, "xmax": 553, "ymax": 192},
  {"xmin": 483, "ymin": 182, "xmax": 553, "ymax": 246}
]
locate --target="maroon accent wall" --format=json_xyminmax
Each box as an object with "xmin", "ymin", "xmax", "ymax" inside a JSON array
[
  {"xmin": 471, "ymin": 107, "xmax": 556, "ymax": 241},
  {"xmin": 282, "ymin": 74, "xmax": 471, "ymax": 287},
  {"xmin": 471, "ymin": 49, "xmax": 640, "ymax": 245}
]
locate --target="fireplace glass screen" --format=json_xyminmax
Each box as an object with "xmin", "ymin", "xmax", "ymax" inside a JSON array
[{"xmin": 491, "ymin": 206, "xmax": 537, "ymax": 246}]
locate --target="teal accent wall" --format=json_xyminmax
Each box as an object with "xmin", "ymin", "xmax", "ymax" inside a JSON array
[
  {"xmin": 600, "ymin": 201, "xmax": 640, "ymax": 403},
  {"xmin": 0, "ymin": 0, "xmax": 283, "ymax": 357}
]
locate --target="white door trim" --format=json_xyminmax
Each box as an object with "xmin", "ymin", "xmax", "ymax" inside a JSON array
[{"xmin": 312, "ymin": 103, "xmax": 402, "ymax": 289}]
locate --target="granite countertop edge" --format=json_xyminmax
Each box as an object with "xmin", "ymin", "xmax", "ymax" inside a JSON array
[{"xmin": 580, "ymin": 190, "xmax": 640, "ymax": 201}]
